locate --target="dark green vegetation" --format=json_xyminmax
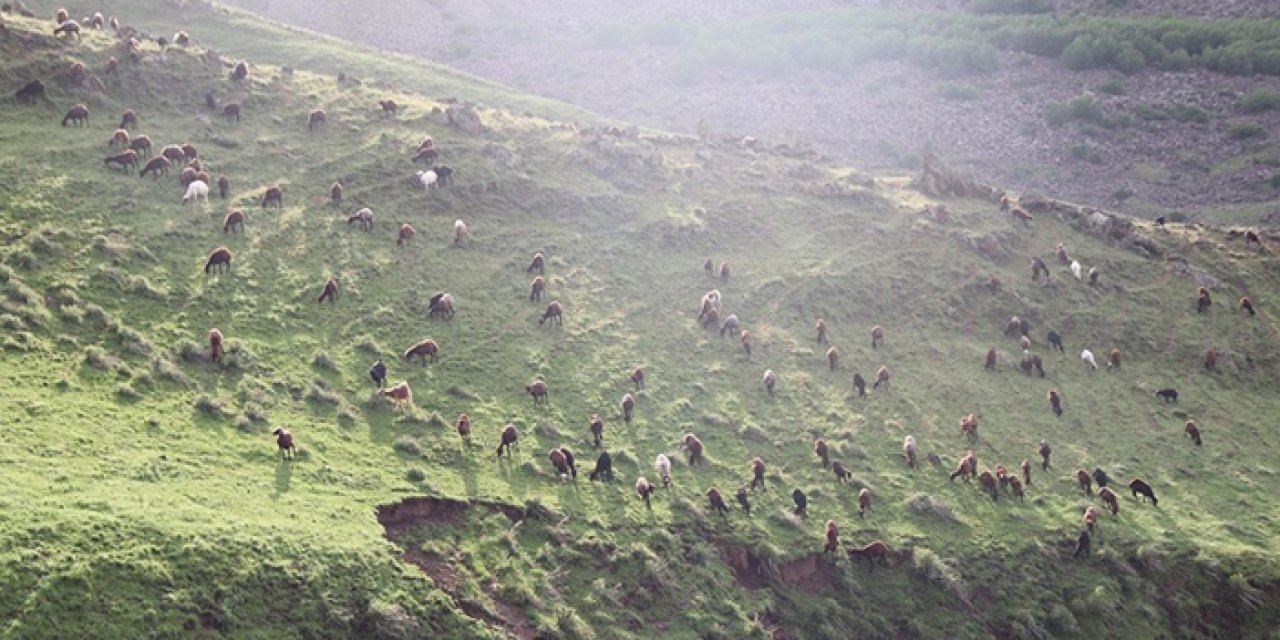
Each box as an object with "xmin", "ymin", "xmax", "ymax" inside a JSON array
[{"xmin": 2, "ymin": 2, "xmax": 1280, "ymax": 638}]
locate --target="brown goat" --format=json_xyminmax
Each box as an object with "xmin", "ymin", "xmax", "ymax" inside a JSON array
[
  {"xmin": 827, "ymin": 346, "xmax": 839, "ymax": 371},
  {"xmin": 204, "ymin": 247, "xmax": 232, "ymax": 274},
  {"xmin": 814, "ymin": 438, "xmax": 830, "ymax": 468},
  {"xmin": 985, "ymin": 348, "xmax": 997, "ymax": 371},
  {"xmin": 1108, "ymin": 348, "xmax": 1122, "ymax": 371},
  {"xmin": 683, "ymin": 433, "xmax": 703, "ymax": 465},
  {"xmin": 456, "ymin": 413, "xmax": 471, "ymax": 441},
  {"xmin": 1204, "ymin": 349, "xmax": 1217, "ymax": 371},
  {"xmin": 317, "ymin": 277, "xmax": 339, "ymax": 304},
  {"xmin": 180, "ymin": 167, "xmax": 198, "ymax": 187},
  {"xmin": 548, "ymin": 449, "xmax": 571, "ymax": 478},
  {"xmin": 61, "ymin": 104, "xmax": 89, "ymax": 127},
  {"xmin": 525, "ymin": 380, "xmax": 548, "ymax": 407},
  {"xmin": 139, "ymin": 156, "xmax": 169, "ymax": 178},
  {"xmin": 847, "ymin": 540, "xmax": 890, "ymax": 571},
  {"xmin": 103, "ymin": 149, "xmax": 138, "ymax": 171},
  {"xmin": 379, "ymin": 381, "xmax": 413, "ymax": 407},
  {"xmin": 397, "ymin": 223, "xmax": 416, "ymax": 247},
  {"xmin": 949, "ymin": 452, "xmax": 976, "ymax": 482},
  {"xmin": 815, "ymin": 319, "xmax": 828, "ymax": 344},
  {"xmin": 209, "ymin": 328, "xmax": 224, "ymax": 363},
  {"xmin": 539, "ymin": 301, "xmax": 563, "ymax": 326},
  {"xmin": 1084, "ymin": 506, "xmax": 1100, "ymax": 535},
  {"xmin": 273, "ymin": 428, "xmax": 295, "ymax": 460},
  {"xmin": 832, "ymin": 460, "xmax": 853, "ymax": 482},
  {"xmin": 529, "ymin": 276, "xmax": 545, "ymax": 302},
  {"xmin": 261, "ymin": 186, "xmax": 283, "ymax": 209},
  {"xmin": 402, "ymin": 339, "xmax": 439, "ymax": 365},
  {"xmin": 497, "ymin": 424, "xmax": 519, "ymax": 458},
  {"xmin": 871, "ymin": 325, "xmax": 884, "ymax": 349},
  {"xmin": 1076, "ymin": 468, "xmax": 1093, "ymax": 496},
  {"xmin": 223, "ymin": 209, "xmax": 246, "ymax": 233},
  {"xmin": 1185, "ymin": 420, "xmax": 1202, "ymax": 446},
  {"xmin": 128, "ymin": 134, "xmax": 152, "ymax": 157},
  {"xmin": 750, "ymin": 457, "xmax": 766, "ymax": 491},
  {"xmin": 630, "ymin": 367, "xmax": 645, "ymax": 390},
  {"xmin": 858, "ymin": 488, "xmax": 873, "ymax": 518},
  {"xmin": 825, "ymin": 520, "xmax": 840, "ymax": 553},
  {"xmin": 1241, "ymin": 297, "xmax": 1256, "ymax": 316},
  {"xmin": 181, "ymin": 143, "xmax": 198, "ymax": 160},
  {"xmin": 160, "ymin": 145, "xmax": 184, "ymax": 163},
  {"xmin": 1098, "ymin": 486, "xmax": 1119, "ymax": 515}
]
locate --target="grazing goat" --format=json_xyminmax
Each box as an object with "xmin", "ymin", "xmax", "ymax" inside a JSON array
[
  {"xmin": 1081, "ymin": 349, "xmax": 1097, "ymax": 371},
  {"xmin": 1021, "ymin": 459, "xmax": 1032, "ymax": 486},
  {"xmin": 525, "ymin": 380, "xmax": 548, "ymax": 407},
  {"xmin": 979, "ymin": 470, "xmax": 998, "ymax": 501},
  {"xmin": 62, "ymin": 104, "xmax": 90, "ymax": 127},
  {"xmin": 1098, "ymin": 487, "xmax": 1119, "ymax": 515},
  {"xmin": 949, "ymin": 452, "xmax": 976, "ymax": 482},
  {"xmin": 848, "ymin": 541, "xmax": 890, "ymax": 570},
  {"xmin": 903, "ymin": 435, "xmax": 917, "ymax": 469},
  {"xmin": 348, "ymin": 208, "xmax": 374, "ymax": 231},
  {"xmin": 1185, "ymin": 420, "xmax": 1202, "ymax": 446},
  {"xmin": 858, "ymin": 488, "xmax": 873, "ymax": 518},
  {"xmin": 813, "ymin": 438, "xmax": 830, "ymax": 468},
  {"xmin": 1047, "ymin": 330, "xmax": 1064, "ymax": 353},
  {"xmin": 273, "ymin": 428, "xmax": 295, "ymax": 460},
  {"xmin": 308, "ymin": 109, "xmax": 326, "ymax": 131},
  {"xmin": 815, "ymin": 319, "xmax": 828, "ymax": 344},
  {"xmin": 1205, "ymin": 349, "xmax": 1217, "ymax": 371},
  {"xmin": 872, "ymin": 366, "xmax": 891, "ymax": 390},
  {"xmin": 539, "ymin": 301, "xmax": 564, "ymax": 326},
  {"xmin": 161, "ymin": 145, "xmax": 185, "ymax": 163},
  {"xmin": 630, "ymin": 367, "xmax": 645, "ymax": 390},
  {"xmin": 655, "ymin": 454, "xmax": 672, "ymax": 487},
  {"xmin": 1073, "ymin": 528, "xmax": 1091, "ymax": 559},
  {"xmin": 741, "ymin": 331, "xmax": 752, "ymax": 357},
  {"xmin": 369, "ymin": 359, "xmax": 386, "ymax": 388},
  {"xmin": 182, "ymin": 180, "xmax": 209, "ymax": 205},
  {"xmin": 317, "ymin": 277, "xmax": 338, "ymax": 304},
  {"xmin": 204, "ymin": 247, "xmax": 232, "ymax": 274},
  {"xmin": 985, "ymin": 348, "xmax": 997, "ymax": 371},
  {"xmin": 621, "ymin": 393, "xmax": 636, "ymax": 424},
  {"xmin": 379, "ymin": 381, "xmax": 413, "ymax": 407},
  {"xmin": 1197, "ymin": 287, "xmax": 1212, "ymax": 313},
  {"xmin": 832, "ymin": 461, "xmax": 853, "ymax": 483},
  {"xmin": 1039, "ymin": 440, "xmax": 1052, "ymax": 471},
  {"xmin": 588, "ymin": 451, "xmax": 613, "ymax": 482},
  {"xmin": 1092, "ymin": 468, "xmax": 1110, "ymax": 488},
  {"xmin": 217, "ymin": 176, "xmax": 229, "ymax": 200},
  {"xmin": 750, "ymin": 458, "xmax": 766, "ymax": 491},
  {"xmin": 402, "ymin": 339, "xmax": 439, "ymax": 365},
  {"xmin": 497, "ymin": 424, "xmax": 519, "ymax": 458},
  {"xmin": 527, "ymin": 252, "xmax": 545, "ymax": 274},
  {"xmin": 209, "ymin": 328, "xmax": 224, "ymax": 363},
  {"xmin": 589, "ymin": 414, "xmax": 604, "ymax": 447},
  {"xmin": 1155, "ymin": 388, "xmax": 1178, "ymax": 403},
  {"xmin": 1075, "ymin": 469, "xmax": 1092, "ymax": 496},
  {"xmin": 827, "ymin": 346, "xmax": 839, "ymax": 371},
  {"xmin": 15, "ymin": 80, "xmax": 46, "ymax": 104},
  {"xmin": 262, "ymin": 186, "xmax": 283, "ymax": 209},
  {"xmin": 636, "ymin": 477, "xmax": 656, "ymax": 509},
  {"xmin": 1129, "ymin": 478, "xmax": 1158, "ymax": 505},
  {"xmin": 453, "ymin": 219, "xmax": 468, "ymax": 245},
  {"xmin": 852, "ymin": 373, "xmax": 866, "ymax": 398},
  {"xmin": 791, "ymin": 488, "xmax": 807, "ymax": 516},
  {"xmin": 397, "ymin": 224, "xmax": 416, "ymax": 247},
  {"xmin": 1048, "ymin": 389, "xmax": 1063, "ymax": 417},
  {"xmin": 223, "ymin": 209, "xmax": 246, "ymax": 233},
  {"xmin": 223, "ymin": 103, "xmax": 241, "ymax": 123},
  {"xmin": 103, "ymin": 150, "xmax": 138, "ymax": 171},
  {"xmin": 330, "ymin": 181, "xmax": 343, "ymax": 207},
  {"xmin": 1241, "ymin": 297, "xmax": 1256, "ymax": 316},
  {"xmin": 763, "ymin": 369, "xmax": 777, "ymax": 395},
  {"xmin": 707, "ymin": 488, "xmax": 730, "ymax": 517}
]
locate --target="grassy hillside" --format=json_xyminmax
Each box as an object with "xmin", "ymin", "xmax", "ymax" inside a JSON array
[{"xmin": 1, "ymin": 2, "xmax": 1279, "ymax": 638}]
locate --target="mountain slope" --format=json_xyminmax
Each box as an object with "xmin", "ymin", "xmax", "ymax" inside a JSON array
[{"xmin": 0, "ymin": 2, "xmax": 1278, "ymax": 638}]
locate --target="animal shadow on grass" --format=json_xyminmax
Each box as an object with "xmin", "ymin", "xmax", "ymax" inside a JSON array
[{"xmin": 273, "ymin": 460, "xmax": 292, "ymax": 498}]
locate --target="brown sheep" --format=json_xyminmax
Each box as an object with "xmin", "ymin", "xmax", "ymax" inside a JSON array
[
  {"xmin": 222, "ymin": 103, "xmax": 241, "ymax": 124},
  {"xmin": 847, "ymin": 540, "xmax": 890, "ymax": 571},
  {"xmin": 396, "ymin": 223, "xmax": 416, "ymax": 247},
  {"xmin": 128, "ymin": 134, "xmax": 152, "ymax": 157},
  {"xmin": 1020, "ymin": 335, "xmax": 1031, "ymax": 351},
  {"xmin": 181, "ymin": 143, "xmax": 198, "ymax": 160},
  {"xmin": 985, "ymin": 348, "xmax": 997, "ymax": 371},
  {"xmin": 61, "ymin": 104, "xmax": 89, "ymax": 127},
  {"xmin": 428, "ymin": 294, "xmax": 454, "ymax": 319},
  {"xmin": 108, "ymin": 128, "xmax": 130, "ymax": 149},
  {"xmin": 347, "ymin": 208, "xmax": 374, "ymax": 231},
  {"xmin": 858, "ymin": 488, "xmax": 873, "ymax": 519},
  {"xmin": 161, "ymin": 145, "xmax": 185, "ymax": 163},
  {"xmin": 223, "ymin": 209, "xmax": 246, "ymax": 233},
  {"xmin": 979, "ymin": 470, "xmax": 998, "ymax": 501},
  {"xmin": 525, "ymin": 380, "xmax": 548, "ymax": 407},
  {"xmin": 1098, "ymin": 486, "xmax": 1119, "ymax": 515},
  {"xmin": 330, "ymin": 181, "xmax": 343, "ymax": 207},
  {"xmin": 853, "ymin": 373, "xmax": 867, "ymax": 398},
  {"xmin": 706, "ymin": 487, "xmax": 730, "ymax": 517},
  {"xmin": 1241, "ymin": 296, "xmax": 1256, "ymax": 316},
  {"xmin": 317, "ymin": 277, "xmax": 339, "ymax": 304},
  {"xmin": 871, "ymin": 325, "xmax": 884, "ymax": 349},
  {"xmin": 999, "ymin": 194, "xmax": 1011, "ymax": 212},
  {"xmin": 872, "ymin": 366, "xmax": 891, "ymax": 390},
  {"xmin": 539, "ymin": 301, "xmax": 564, "ymax": 326},
  {"xmin": 949, "ymin": 452, "xmax": 976, "ymax": 482},
  {"xmin": 741, "ymin": 330, "xmax": 752, "ymax": 357},
  {"xmin": 497, "ymin": 424, "xmax": 519, "ymax": 458},
  {"xmin": 139, "ymin": 156, "xmax": 169, "ymax": 178},
  {"xmin": 456, "ymin": 414, "xmax": 471, "ymax": 442},
  {"xmin": 308, "ymin": 109, "xmax": 327, "ymax": 131},
  {"xmin": 1076, "ymin": 468, "xmax": 1093, "ymax": 496},
  {"xmin": 261, "ymin": 186, "xmax": 284, "ymax": 209},
  {"xmin": 402, "ymin": 339, "xmax": 439, "ymax": 365},
  {"xmin": 814, "ymin": 438, "xmax": 830, "ymax": 468},
  {"xmin": 749, "ymin": 457, "xmax": 766, "ymax": 491},
  {"xmin": 1021, "ymin": 459, "xmax": 1032, "ymax": 486},
  {"xmin": 763, "ymin": 369, "xmax": 777, "ymax": 395},
  {"xmin": 620, "ymin": 393, "xmax": 636, "ymax": 424},
  {"xmin": 527, "ymin": 252, "xmax": 545, "ymax": 274},
  {"xmin": 379, "ymin": 381, "xmax": 413, "ymax": 407},
  {"xmin": 1204, "ymin": 349, "xmax": 1217, "ymax": 371},
  {"xmin": 824, "ymin": 520, "xmax": 840, "ymax": 552},
  {"xmin": 379, "ymin": 99, "xmax": 398, "ymax": 117},
  {"xmin": 1107, "ymin": 348, "xmax": 1122, "ymax": 371},
  {"xmin": 56, "ymin": 8, "xmax": 69, "ymax": 23},
  {"xmin": 700, "ymin": 307, "xmax": 719, "ymax": 330},
  {"xmin": 1056, "ymin": 242, "xmax": 1071, "ymax": 265},
  {"xmin": 1048, "ymin": 389, "xmax": 1063, "ymax": 417},
  {"xmin": 683, "ymin": 433, "xmax": 703, "ymax": 465},
  {"xmin": 589, "ymin": 414, "xmax": 604, "ymax": 447},
  {"xmin": 903, "ymin": 435, "xmax": 917, "ymax": 469},
  {"xmin": 103, "ymin": 150, "xmax": 138, "ymax": 171},
  {"xmin": 718, "ymin": 261, "xmax": 730, "ymax": 281},
  {"xmin": 204, "ymin": 247, "xmax": 232, "ymax": 274},
  {"xmin": 180, "ymin": 167, "xmax": 199, "ymax": 187},
  {"xmin": 636, "ymin": 477, "xmax": 656, "ymax": 509},
  {"xmin": 959, "ymin": 413, "xmax": 979, "ymax": 441},
  {"xmin": 815, "ymin": 319, "xmax": 828, "ymax": 344},
  {"xmin": 1185, "ymin": 420, "xmax": 1202, "ymax": 446},
  {"xmin": 273, "ymin": 427, "xmax": 295, "ymax": 460},
  {"xmin": 826, "ymin": 346, "xmax": 839, "ymax": 371},
  {"xmin": 174, "ymin": 31, "xmax": 190, "ymax": 46},
  {"xmin": 703, "ymin": 258, "xmax": 714, "ymax": 275},
  {"xmin": 630, "ymin": 367, "xmax": 645, "ymax": 390},
  {"xmin": 1009, "ymin": 475, "xmax": 1025, "ymax": 502},
  {"xmin": 209, "ymin": 328, "xmax": 224, "ymax": 363}
]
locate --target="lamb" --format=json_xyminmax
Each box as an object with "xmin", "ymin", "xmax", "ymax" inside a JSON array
[
  {"xmin": 261, "ymin": 186, "xmax": 283, "ymax": 209},
  {"xmin": 655, "ymin": 454, "xmax": 672, "ymax": 488},
  {"xmin": 1098, "ymin": 487, "xmax": 1118, "ymax": 515},
  {"xmin": 379, "ymin": 99, "xmax": 398, "ymax": 117},
  {"xmin": 1197, "ymin": 287, "xmax": 1212, "ymax": 313},
  {"xmin": 402, "ymin": 339, "xmax": 439, "ymax": 365},
  {"xmin": 1070, "ymin": 260, "xmax": 1082, "ymax": 281},
  {"xmin": 1129, "ymin": 478, "xmax": 1157, "ymax": 505},
  {"xmin": 397, "ymin": 224, "xmax": 416, "ymax": 246},
  {"xmin": 831, "ymin": 461, "xmax": 853, "ymax": 483},
  {"xmin": 129, "ymin": 135, "xmax": 152, "ymax": 158},
  {"xmin": 103, "ymin": 150, "xmax": 138, "ymax": 171},
  {"xmin": 1021, "ymin": 459, "xmax": 1032, "ymax": 486},
  {"xmin": 815, "ymin": 319, "xmax": 828, "ymax": 344},
  {"xmin": 979, "ymin": 470, "xmax": 998, "ymax": 501},
  {"xmin": 706, "ymin": 487, "xmax": 730, "ymax": 517},
  {"xmin": 1092, "ymin": 468, "xmax": 1110, "ymax": 488},
  {"xmin": 630, "ymin": 367, "xmax": 645, "ymax": 390},
  {"xmin": 204, "ymin": 247, "xmax": 232, "ymax": 274},
  {"xmin": 209, "ymin": 328, "xmax": 224, "ymax": 363},
  {"xmin": 525, "ymin": 379, "xmax": 548, "ymax": 407},
  {"xmin": 1185, "ymin": 420, "xmax": 1202, "ymax": 446},
  {"xmin": 903, "ymin": 435, "xmax": 917, "ymax": 468},
  {"xmin": 223, "ymin": 209, "xmax": 246, "ymax": 233},
  {"xmin": 959, "ymin": 413, "xmax": 979, "ymax": 441},
  {"xmin": 453, "ymin": 219, "xmax": 468, "ymax": 245},
  {"xmin": 417, "ymin": 170, "xmax": 438, "ymax": 190},
  {"xmin": 791, "ymin": 488, "xmax": 806, "ymax": 516},
  {"xmin": 1241, "ymin": 297, "xmax": 1256, "ymax": 316},
  {"xmin": 852, "ymin": 373, "xmax": 866, "ymax": 398},
  {"xmin": 719, "ymin": 314, "xmax": 739, "ymax": 337},
  {"xmin": 1038, "ymin": 440, "xmax": 1052, "ymax": 470},
  {"xmin": 330, "ymin": 181, "xmax": 343, "ymax": 207},
  {"xmin": 949, "ymin": 452, "xmax": 976, "ymax": 482},
  {"xmin": 369, "ymin": 359, "xmax": 386, "ymax": 388},
  {"xmin": 307, "ymin": 109, "xmax": 327, "ymax": 131},
  {"xmin": 824, "ymin": 520, "xmax": 840, "ymax": 552},
  {"xmin": 750, "ymin": 457, "xmax": 766, "ymax": 491},
  {"xmin": 1073, "ymin": 528, "xmax": 1091, "ymax": 559},
  {"xmin": 347, "ymin": 208, "xmax": 374, "ymax": 231},
  {"xmin": 621, "ymin": 393, "xmax": 636, "ymax": 424},
  {"xmin": 985, "ymin": 348, "xmax": 997, "ymax": 371},
  {"xmin": 108, "ymin": 128, "xmax": 130, "ymax": 149},
  {"xmin": 1205, "ymin": 349, "xmax": 1217, "ymax": 371},
  {"xmin": 1076, "ymin": 469, "xmax": 1092, "ymax": 496},
  {"xmin": 847, "ymin": 541, "xmax": 890, "ymax": 571},
  {"xmin": 589, "ymin": 414, "xmax": 604, "ymax": 447},
  {"xmin": 858, "ymin": 488, "xmax": 873, "ymax": 518},
  {"xmin": 61, "ymin": 104, "xmax": 90, "ymax": 127},
  {"xmin": 762, "ymin": 369, "xmax": 777, "ymax": 395},
  {"xmin": 683, "ymin": 433, "xmax": 703, "ymax": 465},
  {"xmin": 718, "ymin": 261, "xmax": 730, "ymax": 281},
  {"xmin": 181, "ymin": 180, "xmax": 209, "ymax": 205},
  {"xmin": 1047, "ymin": 330, "xmax": 1065, "ymax": 352},
  {"xmin": 527, "ymin": 252, "xmax": 545, "ymax": 274},
  {"xmin": 539, "ymin": 301, "xmax": 564, "ymax": 326},
  {"xmin": 872, "ymin": 366, "xmax": 891, "ymax": 390},
  {"xmin": 588, "ymin": 451, "xmax": 613, "ymax": 481},
  {"xmin": 379, "ymin": 381, "xmax": 413, "ymax": 407},
  {"xmin": 317, "ymin": 277, "xmax": 339, "ymax": 304},
  {"xmin": 272, "ymin": 428, "xmax": 296, "ymax": 460},
  {"xmin": 222, "ymin": 103, "xmax": 241, "ymax": 124},
  {"xmin": 736, "ymin": 486, "xmax": 751, "ymax": 515},
  {"xmin": 1081, "ymin": 349, "xmax": 1097, "ymax": 371},
  {"xmin": 635, "ymin": 477, "xmax": 656, "ymax": 509},
  {"xmin": 741, "ymin": 331, "xmax": 752, "ymax": 357},
  {"xmin": 826, "ymin": 346, "xmax": 839, "ymax": 371},
  {"xmin": 1048, "ymin": 389, "xmax": 1063, "ymax": 417},
  {"xmin": 15, "ymin": 79, "xmax": 46, "ymax": 104},
  {"xmin": 1155, "ymin": 388, "xmax": 1178, "ymax": 403},
  {"xmin": 497, "ymin": 424, "xmax": 519, "ymax": 458}
]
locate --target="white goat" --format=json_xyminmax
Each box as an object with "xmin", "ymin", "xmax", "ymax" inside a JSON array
[
  {"xmin": 417, "ymin": 170, "xmax": 438, "ymax": 190},
  {"xmin": 181, "ymin": 179, "xmax": 209, "ymax": 205},
  {"xmin": 655, "ymin": 454, "xmax": 672, "ymax": 488},
  {"xmin": 1071, "ymin": 260, "xmax": 1083, "ymax": 281},
  {"xmin": 1081, "ymin": 349, "xmax": 1097, "ymax": 371}
]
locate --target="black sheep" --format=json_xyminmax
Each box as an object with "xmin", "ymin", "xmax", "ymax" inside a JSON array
[
  {"xmin": 791, "ymin": 489, "xmax": 807, "ymax": 517},
  {"xmin": 369, "ymin": 359, "xmax": 386, "ymax": 388},
  {"xmin": 588, "ymin": 451, "xmax": 613, "ymax": 482},
  {"xmin": 1091, "ymin": 468, "xmax": 1110, "ymax": 489},
  {"xmin": 1129, "ymin": 478, "xmax": 1158, "ymax": 506}
]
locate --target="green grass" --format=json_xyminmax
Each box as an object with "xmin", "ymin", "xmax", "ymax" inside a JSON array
[{"xmin": 1, "ymin": 2, "xmax": 1280, "ymax": 638}]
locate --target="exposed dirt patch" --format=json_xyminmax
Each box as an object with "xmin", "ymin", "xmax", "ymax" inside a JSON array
[
  {"xmin": 375, "ymin": 495, "xmax": 523, "ymax": 537},
  {"xmin": 719, "ymin": 544, "xmax": 836, "ymax": 593}
]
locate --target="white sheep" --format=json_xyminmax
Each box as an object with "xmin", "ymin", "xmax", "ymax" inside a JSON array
[
  {"xmin": 453, "ymin": 219, "xmax": 468, "ymax": 245},
  {"xmin": 655, "ymin": 454, "xmax": 672, "ymax": 487},
  {"xmin": 1081, "ymin": 349, "xmax": 1097, "ymax": 371},
  {"xmin": 417, "ymin": 170, "xmax": 438, "ymax": 190},
  {"xmin": 181, "ymin": 180, "xmax": 209, "ymax": 205},
  {"xmin": 1071, "ymin": 260, "xmax": 1082, "ymax": 281}
]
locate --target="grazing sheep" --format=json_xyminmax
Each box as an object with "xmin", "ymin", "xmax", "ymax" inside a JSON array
[
  {"xmin": 1048, "ymin": 389, "xmax": 1063, "ymax": 417},
  {"xmin": 539, "ymin": 301, "xmax": 564, "ymax": 326},
  {"xmin": 53, "ymin": 19, "xmax": 80, "ymax": 39},
  {"xmin": 719, "ymin": 261, "xmax": 730, "ymax": 281},
  {"xmin": 903, "ymin": 435, "xmax": 917, "ymax": 469},
  {"xmin": 1038, "ymin": 440, "xmax": 1052, "ymax": 471},
  {"xmin": 1073, "ymin": 528, "xmax": 1091, "ymax": 559},
  {"xmin": 1031, "ymin": 256, "xmax": 1050, "ymax": 281},
  {"xmin": 979, "ymin": 470, "xmax": 998, "ymax": 501},
  {"xmin": 161, "ymin": 145, "xmax": 185, "ymax": 164},
  {"xmin": 1185, "ymin": 420, "xmax": 1202, "ymax": 446},
  {"xmin": 204, "ymin": 247, "xmax": 232, "ymax": 274},
  {"xmin": 61, "ymin": 104, "xmax": 90, "ymax": 127},
  {"xmin": 1107, "ymin": 348, "xmax": 1122, "ymax": 371},
  {"xmin": 1155, "ymin": 388, "xmax": 1178, "ymax": 403},
  {"xmin": 655, "ymin": 454, "xmax": 672, "ymax": 488},
  {"xmin": 636, "ymin": 477, "xmax": 656, "ymax": 509},
  {"xmin": 1071, "ymin": 260, "xmax": 1082, "ymax": 281},
  {"xmin": 858, "ymin": 488, "xmax": 873, "ymax": 519},
  {"xmin": 223, "ymin": 209, "xmax": 246, "ymax": 233},
  {"xmin": 222, "ymin": 103, "xmax": 241, "ymax": 124},
  {"xmin": 869, "ymin": 325, "xmax": 885, "ymax": 349},
  {"xmin": 1197, "ymin": 287, "xmax": 1212, "ymax": 313},
  {"xmin": 317, "ymin": 277, "xmax": 339, "ymax": 304},
  {"xmin": 985, "ymin": 348, "xmax": 997, "ymax": 371},
  {"xmin": 347, "ymin": 208, "xmax": 374, "ymax": 231},
  {"xmin": 562, "ymin": 448, "xmax": 579, "ymax": 478},
  {"xmin": 272, "ymin": 428, "xmax": 295, "ymax": 460},
  {"xmin": 527, "ymin": 252, "xmax": 545, "ymax": 274},
  {"xmin": 1009, "ymin": 475, "xmax": 1025, "ymax": 501},
  {"xmin": 525, "ymin": 380, "xmax": 548, "ymax": 407},
  {"xmin": 261, "ymin": 186, "xmax": 283, "ymax": 209},
  {"xmin": 791, "ymin": 488, "xmax": 806, "ymax": 516},
  {"xmin": 417, "ymin": 170, "xmax": 438, "ymax": 190},
  {"xmin": 831, "ymin": 461, "xmax": 853, "ymax": 483},
  {"xmin": 379, "ymin": 381, "xmax": 413, "ymax": 407},
  {"xmin": 129, "ymin": 135, "xmax": 153, "ymax": 158},
  {"xmin": 763, "ymin": 369, "xmax": 777, "ymax": 395},
  {"xmin": 588, "ymin": 451, "xmax": 613, "ymax": 482},
  {"xmin": 815, "ymin": 319, "xmax": 828, "ymax": 344},
  {"xmin": 1092, "ymin": 468, "xmax": 1110, "ymax": 488},
  {"xmin": 1205, "ymin": 349, "xmax": 1217, "ymax": 371},
  {"xmin": 497, "ymin": 424, "xmax": 519, "ymax": 458},
  {"xmin": 181, "ymin": 143, "xmax": 198, "ymax": 161},
  {"xmin": 683, "ymin": 433, "xmax": 703, "ymax": 466},
  {"xmin": 397, "ymin": 224, "xmax": 416, "ymax": 247},
  {"xmin": 706, "ymin": 487, "xmax": 730, "ymax": 517},
  {"xmin": 307, "ymin": 109, "xmax": 327, "ymax": 131},
  {"xmin": 1021, "ymin": 459, "xmax": 1032, "ymax": 486},
  {"xmin": 379, "ymin": 99, "xmax": 398, "ymax": 117},
  {"xmin": 1076, "ymin": 469, "xmax": 1092, "ymax": 496},
  {"xmin": 1088, "ymin": 268, "xmax": 1099, "ymax": 287},
  {"xmin": 949, "ymin": 452, "xmax": 976, "ymax": 482},
  {"xmin": 1081, "ymin": 349, "xmax": 1097, "ymax": 371},
  {"xmin": 741, "ymin": 330, "xmax": 752, "ymax": 357},
  {"xmin": 402, "ymin": 339, "xmax": 439, "ymax": 365},
  {"xmin": 959, "ymin": 413, "xmax": 979, "ymax": 441},
  {"xmin": 330, "ymin": 181, "xmax": 343, "ymax": 207},
  {"xmin": 15, "ymin": 79, "xmax": 46, "ymax": 104},
  {"xmin": 369, "ymin": 359, "xmax": 386, "ymax": 388},
  {"xmin": 453, "ymin": 219, "xmax": 468, "ymax": 245},
  {"xmin": 182, "ymin": 180, "xmax": 209, "ymax": 205},
  {"xmin": 417, "ymin": 136, "xmax": 436, "ymax": 152},
  {"xmin": 826, "ymin": 346, "xmax": 839, "ymax": 371},
  {"xmin": 1129, "ymin": 478, "xmax": 1158, "ymax": 505},
  {"xmin": 549, "ymin": 449, "xmax": 572, "ymax": 479},
  {"xmin": 217, "ymin": 176, "xmax": 230, "ymax": 200},
  {"xmin": 1047, "ymin": 330, "xmax": 1064, "ymax": 353},
  {"xmin": 180, "ymin": 167, "xmax": 199, "ymax": 187},
  {"xmin": 1241, "ymin": 297, "xmax": 1256, "ymax": 316},
  {"xmin": 848, "ymin": 541, "xmax": 890, "ymax": 571},
  {"xmin": 813, "ymin": 438, "xmax": 830, "ymax": 468},
  {"xmin": 872, "ymin": 366, "xmax": 891, "ymax": 390},
  {"xmin": 589, "ymin": 414, "xmax": 604, "ymax": 447},
  {"xmin": 720, "ymin": 314, "xmax": 739, "ymax": 337},
  {"xmin": 428, "ymin": 293, "xmax": 454, "ymax": 319},
  {"xmin": 103, "ymin": 150, "xmax": 138, "ymax": 171},
  {"xmin": 630, "ymin": 367, "xmax": 645, "ymax": 390},
  {"xmin": 750, "ymin": 458, "xmax": 766, "ymax": 491},
  {"xmin": 108, "ymin": 128, "xmax": 130, "ymax": 149},
  {"xmin": 852, "ymin": 373, "xmax": 866, "ymax": 398},
  {"xmin": 621, "ymin": 393, "xmax": 636, "ymax": 423},
  {"xmin": 209, "ymin": 328, "xmax": 224, "ymax": 363}
]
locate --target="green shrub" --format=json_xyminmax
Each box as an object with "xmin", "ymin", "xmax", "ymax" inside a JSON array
[
  {"xmin": 1229, "ymin": 123, "xmax": 1265, "ymax": 140},
  {"xmin": 1046, "ymin": 97, "xmax": 1105, "ymax": 127},
  {"xmin": 1241, "ymin": 89, "xmax": 1280, "ymax": 114},
  {"xmin": 1096, "ymin": 79, "xmax": 1125, "ymax": 95},
  {"xmin": 1169, "ymin": 104, "xmax": 1210, "ymax": 124}
]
